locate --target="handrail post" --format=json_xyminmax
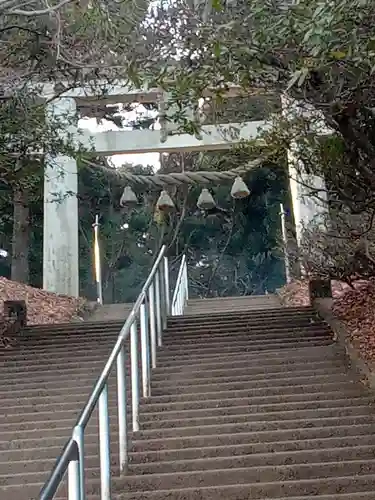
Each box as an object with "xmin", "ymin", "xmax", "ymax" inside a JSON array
[
  {"xmin": 184, "ymin": 259, "xmax": 189, "ymax": 302},
  {"xmin": 148, "ymin": 281, "xmax": 157, "ymax": 369},
  {"xmin": 130, "ymin": 321, "xmax": 140, "ymax": 432},
  {"xmin": 117, "ymin": 344, "xmax": 128, "ymax": 473},
  {"xmin": 155, "ymin": 268, "xmax": 162, "ymax": 347},
  {"xmin": 179, "ymin": 270, "xmax": 183, "ymax": 315},
  {"xmin": 68, "ymin": 440, "xmax": 80, "ymax": 500},
  {"xmin": 72, "ymin": 426, "xmax": 85, "ymax": 500},
  {"xmin": 140, "ymin": 303, "xmax": 151, "ymax": 398},
  {"xmin": 99, "ymin": 384, "xmax": 111, "ymax": 500},
  {"xmin": 159, "ymin": 260, "xmax": 167, "ymax": 330},
  {"xmin": 68, "ymin": 460, "xmax": 80, "ymax": 500},
  {"xmin": 171, "ymin": 254, "xmax": 188, "ymax": 317},
  {"xmin": 163, "ymin": 256, "xmax": 170, "ymax": 322},
  {"xmin": 92, "ymin": 215, "xmax": 103, "ymax": 305}
]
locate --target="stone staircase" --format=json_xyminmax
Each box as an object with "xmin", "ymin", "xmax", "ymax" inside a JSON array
[{"xmin": 2, "ymin": 297, "xmax": 375, "ymax": 499}]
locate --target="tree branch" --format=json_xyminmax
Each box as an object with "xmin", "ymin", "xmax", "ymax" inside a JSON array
[{"xmin": 4, "ymin": 0, "xmax": 71, "ymax": 15}]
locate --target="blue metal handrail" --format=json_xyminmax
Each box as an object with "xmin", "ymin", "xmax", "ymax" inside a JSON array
[{"xmin": 39, "ymin": 245, "xmax": 170, "ymax": 500}]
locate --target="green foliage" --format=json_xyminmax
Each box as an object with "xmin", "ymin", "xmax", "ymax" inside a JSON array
[
  {"xmin": 146, "ymin": 0, "xmax": 375, "ymax": 216},
  {"xmin": 186, "ymin": 165, "xmax": 286, "ymax": 297}
]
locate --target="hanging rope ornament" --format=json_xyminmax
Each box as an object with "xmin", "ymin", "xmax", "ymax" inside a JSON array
[
  {"xmin": 153, "ymin": 206, "xmax": 166, "ymax": 226},
  {"xmin": 120, "ymin": 186, "xmax": 138, "ymax": 207},
  {"xmin": 156, "ymin": 190, "xmax": 175, "ymax": 212},
  {"xmin": 197, "ymin": 188, "xmax": 216, "ymax": 210},
  {"xmin": 230, "ymin": 176, "xmax": 250, "ymax": 199}
]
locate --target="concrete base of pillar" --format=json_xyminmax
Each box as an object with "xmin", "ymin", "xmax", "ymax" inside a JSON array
[{"xmin": 309, "ymin": 279, "xmax": 332, "ymax": 302}]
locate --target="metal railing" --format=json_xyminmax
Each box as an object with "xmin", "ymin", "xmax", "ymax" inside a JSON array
[
  {"xmin": 171, "ymin": 254, "xmax": 189, "ymax": 316},
  {"xmin": 39, "ymin": 245, "xmax": 176, "ymax": 500},
  {"xmin": 92, "ymin": 214, "xmax": 103, "ymax": 305}
]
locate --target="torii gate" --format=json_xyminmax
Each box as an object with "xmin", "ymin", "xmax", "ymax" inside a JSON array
[{"xmin": 42, "ymin": 83, "xmax": 327, "ymax": 297}]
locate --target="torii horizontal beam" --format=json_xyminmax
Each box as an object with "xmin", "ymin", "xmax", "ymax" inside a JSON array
[
  {"xmin": 79, "ymin": 121, "xmax": 269, "ymax": 155},
  {"xmin": 41, "ymin": 81, "xmax": 270, "ymax": 105}
]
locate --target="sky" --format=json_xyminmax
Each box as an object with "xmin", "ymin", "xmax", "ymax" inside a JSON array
[{"xmin": 79, "ymin": 104, "xmax": 161, "ymax": 171}]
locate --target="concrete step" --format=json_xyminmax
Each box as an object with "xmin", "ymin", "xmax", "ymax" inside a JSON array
[
  {"xmin": 186, "ymin": 296, "xmax": 282, "ymax": 303},
  {"xmin": 29, "ymin": 460, "xmax": 373, "ymax": 497},
  {"xmin": 0, "ymin": 345, "xmax": 119, "ymax": 362},
  {"xmin": 0, "ymin": 412, "xmax": 129, "ymax": 440},
  {"xmin": 131, "ymin": 444, "xmax": 375, "ymax": 474},
  {"xmin": 0, "ymin": 358, "xmax": 111, "ymax": 375},
  {"xmin": 102, "ymin": 460, "xmax": 375, "ymax": 492},
  {"xmin": 133, "ymin": 415, "xmax": 375, "ymax": 441},
  {"xmin": 0, "ymin": 464, "xmax": 114, "ymax": 488},
  {"xmin": 0, "ymin": 429, "xmax": 106, "ymax": 451},
  {"xmin": 0, "ymin": 451, "xmax": 118, "ymax": 475},
  {"xmin": 130, "ymin": 424, "xmax": 375, "ymax": 453},
  {"xmin": 163, "ymin": 328, "xmax": 331, "ymax": 342},
  {"xmin": 22, "ymin": 319, "xmax": 125, "ymax": 331},
  {"xmin": 165, "ymin": 321, "xmax": 326, "ymax": 335},
  {"xmin": 115, "ymin": 494, "xmax": 375, "ymax": 500},
  {"xmin": 159, "ymin": 338, "xmax": 334, "ymax": 355},
  {"xmin": 0, "ymin": 352, "xmax": 116, "ymax": 368},
  {"xmin": 0, "ymin": 375, "xmax": 128, "ymax": 398},
  {"xmin": 21, "ymin": 326, "xmax": 121, "ymax": 337},
  {"xmin": 139, "ymin": 381, "xmax": 361, "ymax": 404},
  {"xmin": 2, "ymin": 397, "xmax": 371, "ymax": 428},
  {"xmin": 158, "ymin": 336, "xmax": 333, "ymax": 354},
  {"xmin": 2, "ymin": 432, "xmax": 374, "ymax": 467},
  {"xmin": 177, "ymin": 309, "xmax": 314, "ymax": 323},
  {"xmin": 1, "ymin": 344, "xmax": 339, "ymax": 373},
  {"xmin": 151, "ymin": 362, "xmax": 347, "ymax": 381},
  {"xmin": 155, "ymin": 345, "xmax": 341, "ymax": 367},
  {"xmin": 11, "ymin": 338, "xmax": 119, "ymax": 355},
  {"xmin": 0, "ymin": 408, "xmax": 131, "ymax": 430},
  {"xmin": 140, "ymin": 398, "xmax": 375, "ymax": 422},
  {"xmin": 3, "ymin": 411, "xmax": 373, "ymax": 444},
  {"xmin": 172, "ymin": 304, "xmax": 314, "ymax": 314},
  {"xmin": 13, "ymin": 465, "xmax": 375, "ymax": 498},
  {"xmin": 184, "ymin": 304, "xmax": 285, "ymax": 314},
  {"xmin": 140, "ymin": 406, "xmax": 375, "ymax": 429},
  {"xmin": 167, "ymin": 315, "xmax": 320, "ymax": 330},
  {"xmin": 4, "ymin": 419, "xmax": 375, "ymax": 456},
  {"xmin": 140, "ymin": 389, "xmax": 372, "ymax": 413},
  {"xmin": 128, "ymin": 434, "xmax": 375, "ymax": 464},
  {"xmin": 2, "ymin": 436, "xmax": 121, "ymax": 462},
  {"xmin": 152, "ymin": 367, "xmax": 348, "ymax": 387},
  {"xmin": 162, "ymin": 331, "xmax": 333, "ymax": 345},
  {"xmin": 1, "ymin": 357, "xmax": 141, "ymax": 377},
  {"xmin": 149, "ymin": 374, "xmax": 351, "ymax": 396},
  {"xmin": 164, "ymin": 319, "xmax": 327, "ymax": 332},
  {"xmin": 2, "ymin": 370, "xmax": 125, "ymax": 391},
  {"xmin": 15, "ymin": 444, "xmax": 375, "ymax": 491},
  {"xmin": 152, "ymin": 350, "xmax": 346, "ymax": 372},
  {"xmin": 112, "ymin": 475, "xmax": 375, "ymax": 499}
]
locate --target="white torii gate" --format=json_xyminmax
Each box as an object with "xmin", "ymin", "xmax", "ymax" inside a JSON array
[{"xmin": 43, "ymin": 83, "xmax": 327, "ymax": 297}]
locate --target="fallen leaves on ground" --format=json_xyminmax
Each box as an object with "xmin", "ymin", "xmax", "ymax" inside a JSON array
[
  {"xmin": 333, "ymin": 279, "xmax": 375, "ymax": 367},
  {"xmin": 279, "ymin": 278, "xmax": 375, "ymax": 366},
  {"xmin": 278, "ymin": 279, "xmax": 356, "ymax": 307},
  {"xmin": 0, "ymin": 277, "xmax": 86, "ymax": 325},
  {"xmin": 278, "ymin": 280, "xmax": 311, "ymax": 307}
]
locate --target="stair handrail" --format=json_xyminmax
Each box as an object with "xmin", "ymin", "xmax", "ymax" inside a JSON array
[
  {"xmin": 39, "ymin": 245, "xmax": 170, "ymax": 500},
  {"xmin": 171, "ymin": 254, "xmax": 189, "ymax": 316}
]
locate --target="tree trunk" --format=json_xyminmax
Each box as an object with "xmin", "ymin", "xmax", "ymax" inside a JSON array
[{"xmin": 11, "ymin": 186, "xmax": 30, "ymax": 284}]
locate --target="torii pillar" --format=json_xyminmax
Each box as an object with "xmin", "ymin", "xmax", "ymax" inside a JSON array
[{"xmin": 44, "ymin": 97, "xmax": 79, "ymax": 297}]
